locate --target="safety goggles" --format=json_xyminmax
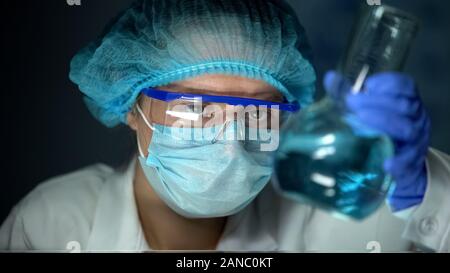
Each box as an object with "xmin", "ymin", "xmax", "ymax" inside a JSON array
[{"xmin": 137, "ymin": 87, "xmax": 300, "ymax": 143}]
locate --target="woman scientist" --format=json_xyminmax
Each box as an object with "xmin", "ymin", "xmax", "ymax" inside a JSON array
[{"xmin": 1, "ymin": 0, "xmax": 449, "ymax": 252}]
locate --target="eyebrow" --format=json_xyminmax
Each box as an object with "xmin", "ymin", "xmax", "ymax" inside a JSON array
[{"xmin": 161, "ymin": 84, "xmax": 284, "ymax": 102}]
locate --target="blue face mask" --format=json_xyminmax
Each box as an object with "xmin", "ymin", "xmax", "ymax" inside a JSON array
[{"xmin": 137, "ymin": 117, "xmax": 274, "ymax": 218}]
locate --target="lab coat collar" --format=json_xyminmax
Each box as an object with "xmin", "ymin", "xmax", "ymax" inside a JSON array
[
  {"xmin": 216, "ymin": 203, "xmax": 279, "ymax": 251},
  {"xmin": 86, "ymin": 158, "xmax": 279, "ymax": 251},
  {"xmin": 216, "ymin": 185, "xmax": 279, "ymax": 251},
  {"xmin": 86, "ymin": 158, "xmax": 144, "ymax": 251}
]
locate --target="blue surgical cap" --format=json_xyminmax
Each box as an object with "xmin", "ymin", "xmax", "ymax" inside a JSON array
[{"xmin": 69, "ymin": 0, "xmax": 316, "ymax": 127}]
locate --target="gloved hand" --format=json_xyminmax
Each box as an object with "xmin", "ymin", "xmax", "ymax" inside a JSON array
[{"xmin": 324, "ymin": 71, "xmax": 431, "ymax": 212}]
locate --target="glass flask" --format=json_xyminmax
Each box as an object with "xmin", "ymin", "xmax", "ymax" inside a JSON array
[{"xmin": 273, "ymin": 5, "xmax": 420, "ymax": 220}]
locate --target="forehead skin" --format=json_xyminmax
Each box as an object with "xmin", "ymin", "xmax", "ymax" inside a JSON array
[{"xmin": 157, "ymin": 74, "xmax": 284, "ymax": 102}]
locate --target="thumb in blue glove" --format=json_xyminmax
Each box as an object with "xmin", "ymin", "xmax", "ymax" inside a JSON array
[{"xmin": 324, "ymin": 71, "xmax": 431, "ymax": 212}]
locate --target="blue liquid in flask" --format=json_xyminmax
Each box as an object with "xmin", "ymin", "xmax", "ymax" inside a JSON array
[{"xmin": 273, "ymin": 99, "xmax": 394, "ymax": 220}]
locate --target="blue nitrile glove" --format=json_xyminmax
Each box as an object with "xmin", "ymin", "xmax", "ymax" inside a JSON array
[{"xmin": 324, "ymin": 71, "xmax": 431, "ymax": 212}]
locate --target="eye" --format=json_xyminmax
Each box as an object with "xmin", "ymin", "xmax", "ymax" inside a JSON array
[
  {"xmin": 248, "ymin": 109, "xmax": 268, "ymax": 121},
  {"xmin": 185, "ymin": 103, "xmax": 204, "ymax": 114}
]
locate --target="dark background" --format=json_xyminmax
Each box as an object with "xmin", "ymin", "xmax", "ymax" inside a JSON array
[{"xmin": 1, "ymin": 0, "xmax": 449, "ymax": 223}]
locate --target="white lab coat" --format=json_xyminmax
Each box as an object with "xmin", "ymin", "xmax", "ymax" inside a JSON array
[{"xmin": 1, "ymin": 148, "xmax": 449, "ymax": 252}]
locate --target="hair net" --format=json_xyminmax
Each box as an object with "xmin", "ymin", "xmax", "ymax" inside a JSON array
[{"xmin": 69, "ymin": 0, "xmax": 316, "ymax": 127}]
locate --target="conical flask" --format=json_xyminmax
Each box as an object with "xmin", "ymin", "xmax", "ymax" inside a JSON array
[{"xmin": 273, "ymin": 5, "xmax": 420, "ymax": 220}]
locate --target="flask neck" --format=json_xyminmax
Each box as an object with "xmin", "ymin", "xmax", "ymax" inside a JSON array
[{"xmin": 326, "ymin": 65, "xmax": 371, "ymax": 112}]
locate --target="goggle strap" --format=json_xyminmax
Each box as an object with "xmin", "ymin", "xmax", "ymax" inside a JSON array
[{"xmin": 142, "ymin": 88, "xmax": 300, "ymax": 112}]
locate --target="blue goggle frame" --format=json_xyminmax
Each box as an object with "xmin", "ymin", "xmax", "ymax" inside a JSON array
[{"xmin": 141, "ymin": 87, "xmax": 300, "ymax": 112}]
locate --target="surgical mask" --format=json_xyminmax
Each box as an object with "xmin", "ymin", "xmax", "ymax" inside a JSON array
[{"xmin": 135, "ymin": 104, "xmax": 274, "ymax": 218}]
